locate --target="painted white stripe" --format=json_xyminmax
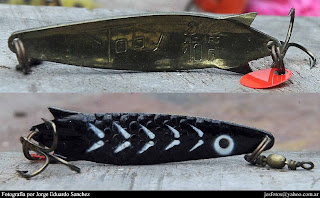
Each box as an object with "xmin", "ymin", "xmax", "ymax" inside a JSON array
[
  {"xmin": 113, "ymin": 122, "xmax": 131, "ymax": 139},
  {"xmin": 88, "ymin": 123, "xmax": 105, "ymax": 139},
  {"xmin": 137, "ymin": 141, "xmax": 155, "ymax": 154},
  {"xmin": 165, "ymin": 140, "xmax": 180, "ymax": 150},
  {"xmin": 189, "ymin": 140, "xmax": 204, "ymax": 152},
  {"xmin": 114, "ymin": 141, "xmax": 131, "ymax": 153},
  {"xmin": 139, "ymin": 124, "xmax": 155, "ymax": 139},
  {"xmin": 189, "ymin": 124, "xmax": 204, "ymax": 137},
  {"xmin": 166, "ymin": 125, "xmax": 180, "ymax": 138},
  {"xmin": 86, "ymin": 140, "xmax": 104, "ymax": 153}
]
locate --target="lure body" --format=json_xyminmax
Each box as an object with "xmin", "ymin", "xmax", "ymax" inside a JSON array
[
  {"xmin": 8, "ymin": 12, "xmax": 278, "ymax": 73},
  {"xmin": 32, "ymin": 107, "xmax": 274, "ymax": 165}
]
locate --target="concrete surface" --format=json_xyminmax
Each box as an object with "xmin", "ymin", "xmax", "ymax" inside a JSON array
[
  {"xmin": 0, "ymin": 5, "xmax": 319, "ymax": 93},
  {"xmin": 0, "ymin": 151, "xmax": 319, "ymax": 190}
]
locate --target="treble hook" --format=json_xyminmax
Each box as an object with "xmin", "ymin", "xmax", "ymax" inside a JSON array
[
  {"xmin": 17, "ymin": 119, "xmax": 80, "ymax": 179},
  {"xmin": 268, "ymin": 8, "xmax": 316, "ymax": 75}
]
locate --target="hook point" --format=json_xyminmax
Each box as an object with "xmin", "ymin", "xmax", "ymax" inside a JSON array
[{"xmin": 289, "ymin": 8, "xmax": 295, "ymax": 17}]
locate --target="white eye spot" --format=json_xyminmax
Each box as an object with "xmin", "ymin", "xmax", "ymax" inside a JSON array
[{"xmin": 213, "ymin": 135, "xmax": 234, "ymax": 156}]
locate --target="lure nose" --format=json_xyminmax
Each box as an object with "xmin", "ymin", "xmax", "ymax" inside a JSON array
[{"xmin": 215, "ymin": 121, "xmax": 274, "ymax": 157}]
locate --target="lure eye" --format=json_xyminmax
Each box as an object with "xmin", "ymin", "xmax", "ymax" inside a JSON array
[{"xmin": 213, "ymin": 135, "xmax": 234, "ymax": 156}]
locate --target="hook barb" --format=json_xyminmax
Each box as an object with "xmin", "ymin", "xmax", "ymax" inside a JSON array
[
  {"xmin": 17, "ymin": 151, "xmax": 50, "ymax": 179},
  {"xmin": 287, "ymin": 42, "xmax": 317, "ymax": 69}
]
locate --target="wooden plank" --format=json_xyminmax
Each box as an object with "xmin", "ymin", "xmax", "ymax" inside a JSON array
[
  {"xmin": 0, "ymin": 5, "xmax": 319, "ymax": 93},
  {"xmin": 0, "ymin": 151, "xmax": 319, "ymax": 190}
]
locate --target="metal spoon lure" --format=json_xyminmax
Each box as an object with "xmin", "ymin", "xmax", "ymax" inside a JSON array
[{"xmin": 8, "ymin": 11, "xmax": 281, "ymax": 74}]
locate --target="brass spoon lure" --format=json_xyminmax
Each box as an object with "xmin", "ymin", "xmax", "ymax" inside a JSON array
[
  {"xmin": 8, "ymin": 9, "xmax": 314, "ymax": 75},
  {"xmin": 8, "ymin": 11, "xmax": 269, "ymax": 74}
]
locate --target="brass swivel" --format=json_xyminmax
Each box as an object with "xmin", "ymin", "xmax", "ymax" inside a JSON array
[{"xmin": 254, "ymin": 154, "xmax": 314, "ymax": 170}]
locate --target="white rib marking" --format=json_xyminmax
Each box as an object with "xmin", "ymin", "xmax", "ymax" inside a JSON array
[
  {"xmin": 166, "ymin": 125, "xmax": 180, "ymax": 138},
  {"xmin": 113, "ymin": 122, "xmax": 131, "ymax": 139},
  {"xmin": 139, "ymin": 124, "xmax": 155, "ymax": 139},
  {"xmin": 189, "ymin": 140, "xmax": 204, "ymax": 152},
  {"xmin": 137, "ymin": 141, "xmax": 155, "ymax": 154},
  {"xmin": 189, "ymin": 124, "xmax": 204, "ymax": 137},
  {"xmin": 165, "ymin": 140, "xmax": 180, "ymax": 150},
  {"xmin": 88, "ymin": 123, "xmax": 105, "ymax": 139},
  {"xmin": 86, "ymin": 140, "xmax": 104, "ymax": 153},
  {"xmin": 114, "ymin": 141, "xmax": 131, "ymax": 153}
]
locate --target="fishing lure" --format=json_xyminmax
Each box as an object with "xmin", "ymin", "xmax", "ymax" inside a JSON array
[
  {"xmin": 8, "ymin": 8, "xmax": 315, "ymax": 77},
  {"xmin": 17, "ymin": 107, "xmax": 314, "ymax": 179}
]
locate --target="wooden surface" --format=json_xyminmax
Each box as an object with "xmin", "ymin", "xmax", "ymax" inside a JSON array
[
  {"xmin": 0, "ymin": 5, "xmax": 319, "ymax": 93},
  {"xmin": 0, "ymin": 151, "xmax": 319, "ymax": 190}
]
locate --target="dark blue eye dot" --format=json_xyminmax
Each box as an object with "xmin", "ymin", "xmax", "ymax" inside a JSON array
[{"xmin": 219, "ymin": 138, "xmax": 230, "ymax": 148}]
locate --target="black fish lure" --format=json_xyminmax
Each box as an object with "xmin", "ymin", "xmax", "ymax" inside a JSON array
[{"xmin": 19, "ymin": 107, "xmax": 275, "ymax": 178}]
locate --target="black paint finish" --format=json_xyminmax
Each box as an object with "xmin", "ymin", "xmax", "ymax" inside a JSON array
[{"xmin": 32, "ymin": 107, "xmax": 274, "ymax": 165}]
